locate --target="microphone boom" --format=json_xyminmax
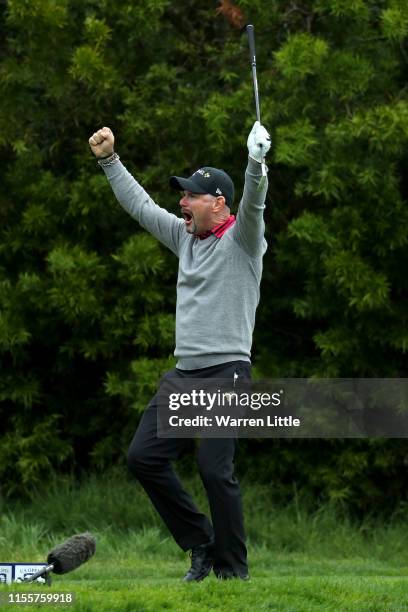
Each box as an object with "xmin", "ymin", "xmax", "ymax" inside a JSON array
[{"xmin": 24, "ymin": 533, "xmax": 96, "ymax": 583}]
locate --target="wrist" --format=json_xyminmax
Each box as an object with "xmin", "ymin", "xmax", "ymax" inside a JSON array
[
  {"xmin": 97, "ymin": 152, "xmax": 120, "ymax": 167},
  {"xmin": 96, "ymin": 151, "xmax": 114, "ymax": 159},
  {"xmin": 248, "ymin": 153, "xmax": 263, "ymax": 164}
]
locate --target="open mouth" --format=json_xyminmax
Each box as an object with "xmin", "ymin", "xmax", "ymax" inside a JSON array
[{"xmin": 182, "ymin": 211, "xmax": 193, "ymax": 225}]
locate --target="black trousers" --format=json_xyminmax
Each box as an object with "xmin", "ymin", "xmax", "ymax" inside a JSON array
[{"xmin": 127, "ymin": 360, "xmax": 250, "ymax": 576}]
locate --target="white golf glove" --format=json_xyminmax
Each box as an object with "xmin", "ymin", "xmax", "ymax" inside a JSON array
[{"xmin": 247, "ymin": 121, "xmax": 271, "ymax": 163}]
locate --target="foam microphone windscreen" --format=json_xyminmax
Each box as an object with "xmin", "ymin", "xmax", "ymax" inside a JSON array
[{"xmin": 47, "ymin": 533, "xmax": 96, "ymax": 574}]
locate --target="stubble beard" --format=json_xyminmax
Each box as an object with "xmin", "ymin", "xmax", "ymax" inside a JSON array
[{"xmin": 185, "ymin": 217, "xmax": 197, "ymax": 234}]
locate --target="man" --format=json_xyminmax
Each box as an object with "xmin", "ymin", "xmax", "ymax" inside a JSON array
[{"xmin": 89, "ymin": 122, "xmax": 271, "ymax": 581}]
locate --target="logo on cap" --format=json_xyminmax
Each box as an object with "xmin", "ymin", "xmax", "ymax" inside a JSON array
[{"xmin": 195, "ymin": 169, "xmax": 211, "ymax": 178}]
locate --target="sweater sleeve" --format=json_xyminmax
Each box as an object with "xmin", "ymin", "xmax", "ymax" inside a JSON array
[
  {"xmin": 101, "ymin": 159, "xmax": 184, "ymax": 257},
  {"xmin": 230, "ymin": 156, "xmax": 268, "ymax": 257}
]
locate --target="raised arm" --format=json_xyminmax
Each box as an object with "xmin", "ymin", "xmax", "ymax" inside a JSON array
[
  {"xmin": 231, "ymin": 122, "xmax": 271, "ymax": 257},
  {"xmin": 89, "ymin": 127, "xmax": 184, "ymax": 256}
]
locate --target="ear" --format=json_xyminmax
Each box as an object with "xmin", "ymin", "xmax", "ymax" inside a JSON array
[{"xmin": 213, "ymin": 195, "xmax": 226, "ymax": 212}]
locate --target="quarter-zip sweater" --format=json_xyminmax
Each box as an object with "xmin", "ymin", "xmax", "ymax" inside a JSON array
[{"xmin": 101, "ymin": 157, "xmax": 268, "ymax": 370}]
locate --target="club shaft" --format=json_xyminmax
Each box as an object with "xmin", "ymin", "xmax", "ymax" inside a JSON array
[
  {"xmin": 251, "ymin": 65, "xmax": 261, "ymax": 123},
  {"xmin": 246, "ymin": 24, "xmax": 267, "ymax": 182},
  {"xmin": 246, "ymin": 24, "xmax": 261, "ymax": 123}
]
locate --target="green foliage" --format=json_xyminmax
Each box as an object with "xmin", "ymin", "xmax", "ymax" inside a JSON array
[
  {"xmin": 4, "ymin": 474, "xmax": 408, "ymax": 610},
  {"xmin": 275, "ymin": 119, "xmax": 318, "ymax": 166},
  {"xmin": 381, "ymin": 3, "xmax": 408, "ymax": 42},
  {"xmin": 0, "ymin": 0, "xmax": 408, "ymax": 511},
  {"xmin": 275, "ymin": 33, "xmax": 330, "ymax": 80}
]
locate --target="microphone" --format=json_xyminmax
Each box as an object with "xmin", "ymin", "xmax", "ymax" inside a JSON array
[{"xmin": 24, "ymin": 533, "xmax": 96, "ymax": 583}]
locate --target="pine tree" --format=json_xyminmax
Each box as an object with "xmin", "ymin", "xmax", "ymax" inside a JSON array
[{"xmin": 1, "ymin": 0, "xmax": 407, "ymax": 510}]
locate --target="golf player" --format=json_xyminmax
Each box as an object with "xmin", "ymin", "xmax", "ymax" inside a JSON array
[{"xmin": 89, "ymin": 122, "xmax": 271, "ymax": 581}]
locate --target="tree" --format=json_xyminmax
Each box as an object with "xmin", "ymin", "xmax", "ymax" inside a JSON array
[{"xmin": 1, "ymin": 0, "xmax": 407, "ymax": 511}]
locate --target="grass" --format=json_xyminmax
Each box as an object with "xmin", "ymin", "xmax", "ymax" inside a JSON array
[{"xmin": 1, "ymin": 467, "xmax": 408, "ymax": 610}]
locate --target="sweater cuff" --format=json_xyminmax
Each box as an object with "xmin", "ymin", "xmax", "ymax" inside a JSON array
[{"xmin": 247, "ymin": 155, "xmax": 268, "ymax": 175}]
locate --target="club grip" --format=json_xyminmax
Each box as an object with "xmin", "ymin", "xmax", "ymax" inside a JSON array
[{"xmin": 246, "ymin": 24, "xmax": 257, "ymax": 66}]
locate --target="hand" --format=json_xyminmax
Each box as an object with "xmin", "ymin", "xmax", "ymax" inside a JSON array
[
  {"xmin": 247, "ymin": 121, "xmax": 271, "ymax": 163},
  {"xmin": 89, "ymin": 127, "xmax": 115, "ymax": 158}
]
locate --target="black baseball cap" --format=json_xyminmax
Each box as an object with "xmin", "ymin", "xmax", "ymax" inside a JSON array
[{"xmin": 169, "ymin": 167, "xmax": 234, "ymax": 209}]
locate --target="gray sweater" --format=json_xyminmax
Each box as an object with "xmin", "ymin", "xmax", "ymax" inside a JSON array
[{"xmin": 101, "ymin": 157, "xmax": 268, "ymax": 370}]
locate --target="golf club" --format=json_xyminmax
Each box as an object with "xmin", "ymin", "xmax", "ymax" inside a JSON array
[{"xmin": 246, "ymin": 24, "xmax": 267, "ymax": 187}]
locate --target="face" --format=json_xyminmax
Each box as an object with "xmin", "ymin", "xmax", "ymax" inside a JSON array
[{"xmin": 179, "ymin": 191, "xmax": 218, "ymax": 234}]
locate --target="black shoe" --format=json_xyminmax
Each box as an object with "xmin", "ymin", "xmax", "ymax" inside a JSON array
[
  {"xmin": 214, "ymin": 570, "xmax": 250, "ymax": 581},
  {"xmin": 183, "ymin": 539, "xmax": 214, "ymax": 582}
]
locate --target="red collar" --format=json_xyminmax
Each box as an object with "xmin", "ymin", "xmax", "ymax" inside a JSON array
[{"xmin": 196, "ymin": 215, "xmax": 236, "ymax": 240}]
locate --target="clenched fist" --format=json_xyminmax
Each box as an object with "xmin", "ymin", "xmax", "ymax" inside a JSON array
[
  {"xmin": 89, "ymin": 127, "xmax": 115, "ymax": 158},
  {"xmin": 247, "ymin": 121, "xmax": 271, "ymax": 163}
]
